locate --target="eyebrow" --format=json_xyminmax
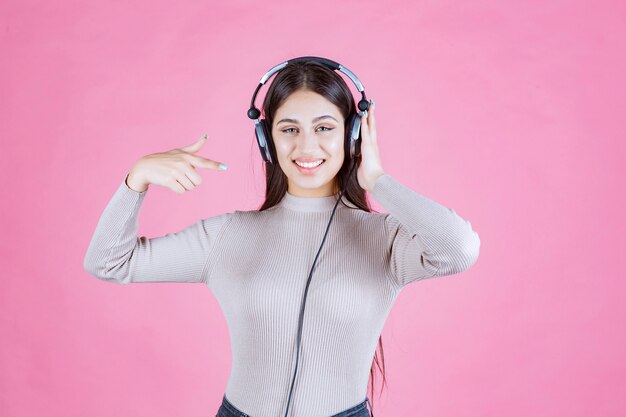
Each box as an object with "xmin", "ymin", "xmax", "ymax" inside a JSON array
[{"xmin": 276, "ymin": 115, "xmax": 339, "ymax": 125}]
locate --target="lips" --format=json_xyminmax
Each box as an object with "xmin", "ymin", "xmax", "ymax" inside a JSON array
[
  {"xmin": 293, "ymin": 159, "xmax": 325, "ymax": 173},
  {"xmin": 293, "ymin": 159, "xmax": 325, "ymax": 167}
]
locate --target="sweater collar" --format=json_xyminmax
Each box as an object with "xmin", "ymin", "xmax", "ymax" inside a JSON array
[{"xmin": 278, "ymin": 190, "xmax": 344, "ymax": 213}]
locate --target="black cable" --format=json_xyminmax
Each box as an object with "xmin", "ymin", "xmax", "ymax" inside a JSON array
[{"xmin": 282, "ymin": 158, "xmax": 373, "ymax": 417}]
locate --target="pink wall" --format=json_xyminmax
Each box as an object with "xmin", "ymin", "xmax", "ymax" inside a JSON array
[{"xmin": 2, "ymin": 0, "xmax": 624, "ymax": 416}]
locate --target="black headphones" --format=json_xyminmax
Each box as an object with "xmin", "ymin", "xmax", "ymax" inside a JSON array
[
  {"xmin": 247, "ymin": 56, "xmax": 371, "ymax": 165},
  {"xmin": 247, "ymin": 56, "xmax": 374, "ymax": 417}
]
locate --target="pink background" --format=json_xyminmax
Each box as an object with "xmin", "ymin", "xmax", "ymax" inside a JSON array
[{"xmin": 2, "ymin": 0, "xmax": 624, "ymax": 416}]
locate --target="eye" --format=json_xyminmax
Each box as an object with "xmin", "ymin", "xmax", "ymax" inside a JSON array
[{"xmin": 281, "ymin": 126, "xmax": 334, "ymax": 134}]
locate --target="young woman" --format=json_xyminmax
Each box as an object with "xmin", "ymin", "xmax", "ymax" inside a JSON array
[{"xmin": 84, "ymin": 58, "xmax": 481, "ymax": 417}]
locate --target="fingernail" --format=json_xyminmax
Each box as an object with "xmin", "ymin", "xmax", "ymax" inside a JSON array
[
  {"xmin": 219, "ymin": 163, "xmax": 228, "ymax": 170},
  {"xmin": 203, "ymin": 134, "xmax": 208, "ymax": 140},
  {"xmin": 370, "ymin": 99, "xmax": 375, "ymax": 108}
]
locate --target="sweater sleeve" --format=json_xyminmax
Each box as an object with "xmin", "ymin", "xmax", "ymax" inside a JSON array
[
  {"xmin": 83, "ymin": 173, "xmax": 234, "ymax": 285},
  {"xmin": 370, "ymin": 173, "xmax": 481, "ymax": 288}
]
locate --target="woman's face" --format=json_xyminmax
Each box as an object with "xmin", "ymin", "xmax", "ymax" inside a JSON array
[{"xmin": 271, "ymin": 89, "xmax": 345, "ymax": 197}]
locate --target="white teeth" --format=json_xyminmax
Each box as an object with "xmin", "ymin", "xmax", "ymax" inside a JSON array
[{"xmin": 295, "ymin": 159, "xmax": 324, "ymax": 168}]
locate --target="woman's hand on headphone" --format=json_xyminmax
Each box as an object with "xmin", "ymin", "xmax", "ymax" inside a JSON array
[
  {"xmin": 357, "ymin": 99, "xmax": 386, "ymax": 192},
  {"xmin": 125, "ymin": 135, "xmax": 228, "ymax": 194}
]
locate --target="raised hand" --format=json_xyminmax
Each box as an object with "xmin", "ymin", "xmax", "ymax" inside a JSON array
[{"xmin": 356, "ymin": 99, "xmax": 386, "ymax": 192}]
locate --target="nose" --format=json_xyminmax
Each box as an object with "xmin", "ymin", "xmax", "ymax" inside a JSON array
[{"xmin": 296, "ymin": 130, "xmax": 320, "ymax": 154}]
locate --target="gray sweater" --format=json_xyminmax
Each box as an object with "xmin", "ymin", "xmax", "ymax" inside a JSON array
[{"xmin": 83, "ymin": 173, "xmax": 480, "ymax": 417}]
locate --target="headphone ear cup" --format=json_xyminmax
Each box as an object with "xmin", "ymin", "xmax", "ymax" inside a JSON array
[
  {"xmin": 346, "ymin": 113, "xmax": 362, "ymax": 160},
  {"xmin": 255, "ymin": 119, "xmax": 275, "ymax": 164},
  {"xmin": 261, "ymin": 120, "xmax": 277, "ymax": 164}
]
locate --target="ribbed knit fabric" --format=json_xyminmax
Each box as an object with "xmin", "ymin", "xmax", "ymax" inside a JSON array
[{"xmin": 83, "ymin": 173, "xmax": 480, "ymax": 417}]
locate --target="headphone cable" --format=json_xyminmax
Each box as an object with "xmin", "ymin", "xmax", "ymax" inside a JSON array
[{"xmin": 282, "ymin": 159, "xmax": 373, "ymax": 417}]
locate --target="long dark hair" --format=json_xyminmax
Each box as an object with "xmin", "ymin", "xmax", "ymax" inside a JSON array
[{"xmin": 254, "ymin": 60, "xmax": 388, "ymax": 406}]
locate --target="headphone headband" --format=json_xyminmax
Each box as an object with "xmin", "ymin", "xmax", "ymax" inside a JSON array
[{"xmin": 247, "ymin": 56, "xmax": 369, "ymax": 120}]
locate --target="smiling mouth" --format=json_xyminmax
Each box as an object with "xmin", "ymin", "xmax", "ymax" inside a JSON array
[{"xmin": 293, "ymin": 159, "xmax": 326, "ymax": 168}]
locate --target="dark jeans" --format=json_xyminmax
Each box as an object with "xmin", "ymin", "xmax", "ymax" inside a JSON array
[{"xmin": 216, "ymin": 394, "xmax": 373, "ymax": 417}]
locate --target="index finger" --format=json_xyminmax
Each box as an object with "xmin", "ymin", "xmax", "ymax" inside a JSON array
[
  {"xmin": 185, "ymin": 154, "xmax": 224, "ymax": 170},
  {"xmin": 368, "ymin": 99, "xmax": 376, "ymax": 131}
]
